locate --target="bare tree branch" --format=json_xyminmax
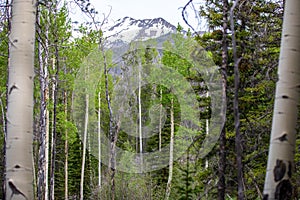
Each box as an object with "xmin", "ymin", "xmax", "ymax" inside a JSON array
[{"xmin": 182, "ymin": 0, "xmax": 200, "ymax": 36}]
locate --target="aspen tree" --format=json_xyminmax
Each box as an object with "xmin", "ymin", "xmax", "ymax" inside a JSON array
[
  {"xmin": 263, "ymin": 0, "xmax": 300, "ymax": 199},
  {"xmin": 165, "ymin": 98, "xmax": 174, "ymax": 200},
  {"xmin": 5, "ymin": 0, "xmax": 36, "ymax": 199}
]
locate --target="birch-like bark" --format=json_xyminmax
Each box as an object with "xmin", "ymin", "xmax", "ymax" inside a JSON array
[
  {"xmin": 138, "ymin": 62, "xmax": 143, "ymax": 170},
  {"xmin": 263, "ymin": 0, "xmax": 300, "ymax": 199},
  {"xmin": 165, "ymin": 98, "xmax": 174, "ymax": 200},
  {"xmin": 97, "ymin": 91, "xmax": 101, "ymax": 188},
  {"xmin": 64, "ymin": 90, "xmax": 68, "ymax": 200},
  {"xmin": 44, "ymin": 38, "xmax": 49, "ymax": 200},
  {"xmin": 80, "ymin": 66, "xmax": 89, "ymax": 200},
  {"xmin": 205, "ymin": 92, "xmax": 209, "ymax": 169},
  {"xmin": 159, "ymin": 88, "xmax": 162, "ymax": 152},
  {"xmin": 45, "ymin": 107, "xmax": 49, "ymax": 200},
  {"xmin": 5, "ymin": 0, "xmax": 36, "ymax": 199},
  {"xmin": 37, "ymin": 7, "xmax": 50, "ymax": 200},
  {"xmin": 50, "ymin": 55, "xmax": 58, "ymax": 200}
]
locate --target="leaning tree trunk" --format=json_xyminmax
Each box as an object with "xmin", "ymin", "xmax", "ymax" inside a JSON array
[
  {"xmin": 5, "ymin": 0, "xmax": 36, "ymax": 199},
  {"xmin": 263, "ymin": 0, "xmax": 300, "ymax": 199},
  {"xmin": 165, "ymin": 98, "xmax": 174, "ymax": 200}
]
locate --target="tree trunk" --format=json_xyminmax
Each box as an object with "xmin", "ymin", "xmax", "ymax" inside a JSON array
[
  {"xmin": 205, "ymin": 92, "xmax": 209, "ymax": 170},
  {"xmin": 138, "ymin": 62, "xmax": 143, "ymax": 170},
  {"xmin": 102, "ymin": 47, "xmax": 116, "ymax": 199},
  {"xmin": 218, "ymin": 0, "xmax": 228, "ymax": 199},
  {"xmin": 230, "ymin": 1, "xmax": 244, "ymax": 199},
  {"xmin": 98, "ymin": 91, "xmax": 101, "ymax": 188},
  {"xmin": 263, "ymin": 0, "xmax": 300, "ymax": 199},
  {"xmin": 165, "ymin": 98, "xmax": 174, "ymax": 200},
  {"xmin": 49, "ymin": 57, "xmax": 56, "ymax": 200},
  {"xmin": 45, "ymin": 107, "xmax": 49, "ymax": 200},
  {"xmin": 37, "ymin": 7, "xmax": 50, "ymax": 200},
  {"xmin": 50, "ymin": 54, "xmax": 59, "ymax": 200},
  {"xmin": 64, "ymin": 90, "xmax": 68, "ymax": 200},
  {"xmin": 159, "ymin": 88, "xmax": 162, "ymax": 152},
  {"xmin": 5, "ymin": 0, "xmax": 36, "ymax": 199},
  {"xmin": 80, "ymin": 66, "xmax": 89, "ymax": 200}
]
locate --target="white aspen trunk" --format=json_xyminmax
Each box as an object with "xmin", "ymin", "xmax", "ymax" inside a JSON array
[
  {"xmin": 5, "ymin": 0, "xmax": 36, "ymax": 199},
  {"xmin": 44, "ymin": 22, "xmax": 49, "ymax": 200},
  {"xmin": 205, "ymin": 92, "xmax": 209, "ymax": 169},
  {"xmin": 138, "ymin": 62, "xmax": 143, "ymax": 170},
  {"xmin": 50, "ymin": 57, "xmax": 56, "ymax": 200},
  {"xmin": 159, "ymin": 88, "xmax": 162, "ymax": 152},
  {"xmin": 165, "ymin": 98, "xmax": 174, "ymax": 200},
  {"xmin": 37, "ymin": 21, "xmax": 45, "ymax": 200},
  {"xmin": 205, "ymin": 118, "xmax": 209, "ymax": 169},
  {"xmin": 64, "ymin": 133, "xmax": 68, "ymax": 200},
  {"xmin": 98, "ymin": 91, "xmax": 101, "ymax": 188},
  {"xmin": 50, "ymin": 5, "xmax": 60, "ymax": 198},
  {"xmin": 64, "ymin": 91, "xmax": 68, "ymax": 200},
  {"xmin": 45, "ymin": 105, "xmax": 49, "ymax": 200},
  {"xmin": 136, "ymin": 118, "xmax": 138, "ymax": 154},
  {"xmin": 37, "ymin": 7, "xmax": 50, "ymax": 200},
  {"xmin": 263, "ymin": 0, "xmax": 300, "ymax": 199},
  {"xmin": 205, "ymin": 117, "xmax": 209, "ymax": 200},
  {"xmin": 80, "ymin": 67, "xmax": 89, "ymax": 200}
]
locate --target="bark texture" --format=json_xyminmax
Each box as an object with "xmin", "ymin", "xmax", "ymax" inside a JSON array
[
  {"xmin": 37, "ymin": 7, "xmax": 50, "ymax": 200},
  {"xmin": 80, "ymin": 67, "xmax": 89, "ymax": 200},
  {"xmin": 97, "ymin": 91, "xmax": 101, "ymax": 188},
  {"xmin": 5, "ymin": 0, "xmax": 36, "ymax": 199},
  {"xmin": 165, "ymin": 98, "xmax": 174, "ymax": 200},
  {"xmin": 263, "ymin": 0, "xmax": 300, "ymax": 199}
]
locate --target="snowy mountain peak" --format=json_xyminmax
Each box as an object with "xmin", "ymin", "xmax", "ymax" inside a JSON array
[{"xmin": 102, "ymin": 17, "xmax": 177, "ymax": 47}]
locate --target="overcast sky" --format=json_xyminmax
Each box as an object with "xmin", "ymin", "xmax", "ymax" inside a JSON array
[{"xmin": 70, "ymin": 0, "xmax": 203, "ymax": 31}]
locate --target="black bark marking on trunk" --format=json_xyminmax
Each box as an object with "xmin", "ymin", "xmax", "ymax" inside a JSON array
[
  {"xmin": 275, "ymin": 179, "xmax": 293, "ymax": 200},
  {"xmin": 288, "ymin": 161, "xmax": 292, "ymax": 178},
  {"xmin": 8, "ymin": 85, "xmax": 18, "ymax": 95},
  {"xmin": 275, "ymin": 133, "xmax": 288, "ymax": 142},
  {"xmin": 262, "ymin": 194, "xmax": 268, "ymax": 200},
  {"xmin": 274, "ymin": 159, "xmax": 286, "ymax": 182},
  {"xmin": 14, "ymin": 165, "xmax": 20, "ymax": 169},
  {"xmin": 282, "ymin": 95, "xmax": 289, "ymax": 99},
  {"xmin": 8, "ymin": 180, "xmax": 28, "ymax": 200}
]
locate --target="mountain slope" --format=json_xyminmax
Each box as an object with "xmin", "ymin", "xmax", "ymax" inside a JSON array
[{"xmin": 102, "ymin": 17, "xmax": 177, "ymax": 47}]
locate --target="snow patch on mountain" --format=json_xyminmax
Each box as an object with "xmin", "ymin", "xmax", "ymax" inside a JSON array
[{"xmin": 101, "ymin": 17, "xmax": 177, "ymax": 47}]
